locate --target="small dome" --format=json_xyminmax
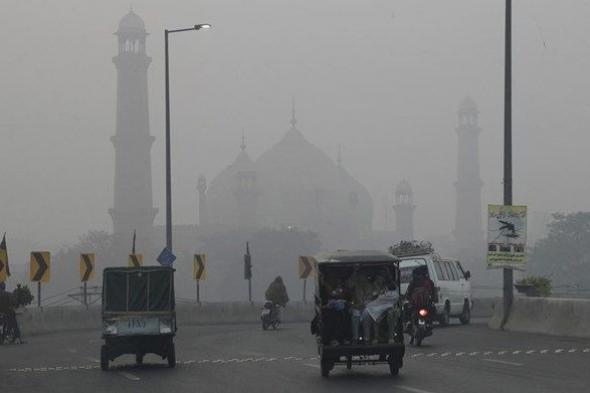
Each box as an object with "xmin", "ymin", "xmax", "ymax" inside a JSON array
[
  {"xmin": 116, "ymin": 10, "xmax": 146, "ymax": 35},
  {"xmin": 459, "ymin": 97, "xmax": 478, "ymax": 114},
  {"xmin": 396, "ymin": 180, "xmax": 413, "ymax": 196}
]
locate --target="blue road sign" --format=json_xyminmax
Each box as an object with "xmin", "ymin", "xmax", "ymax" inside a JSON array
[{"xmin": 157, "ymin": 247, "xmax": 176, "ymax": 267}]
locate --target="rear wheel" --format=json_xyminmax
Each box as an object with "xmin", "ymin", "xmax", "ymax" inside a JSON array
[
  {"xmin": 100, "ymin": 345, "xmax": 109, "ymax": 371},
  {"xmin": 167, "ymin": 342, "xmax": 176, "ymax": 368},
  {"xmin": 388, "ymin": 355, "xmax": 400, "ymax": 376},
  {"xmin": 320, "ymin": 355, "xmax": 333, "ymax": 378},
  {"xmin": 415, "ymin": 328, "xmax": 424, "ymax": 347},
  {"xmin": 459, "ymin": 301, "xmax": 471, "ymax": 325}
]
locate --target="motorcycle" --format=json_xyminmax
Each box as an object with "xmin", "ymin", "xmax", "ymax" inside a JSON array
[
  {"xmin": 261, "ymin": 301, "xmax": 281, "ymax": 330},
  {"xmin": 405, "ymin": 304, "xmax": 433, "ymax": 346}
]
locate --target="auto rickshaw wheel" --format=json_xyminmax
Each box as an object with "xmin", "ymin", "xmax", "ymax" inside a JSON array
[
  {"xmin": 320, "ymin": 355, "xmax": 333, "ymax": 378},
  {"xmin": 100, "ymin": 345, "xmax": 109, "ymax": 371},
  {"xmin": 167, "ymin": 342, "xmax": 176, "ymax": 368},
  {"xmin": 388, "ymin": 355, "xmax": 400, "ymax": 376},
  {"xmin": 346, "ymin": 356, "xmax": 352, "ymax": 370}
]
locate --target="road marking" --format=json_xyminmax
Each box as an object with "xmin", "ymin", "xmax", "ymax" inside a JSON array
[
  {"xmin": 304, "ymin": 363, "xmax": 320, "ymax": 369},
  {"xmin": 497, "ymin": 351, "xmax": 507, "ymax": 355},
  {"xmin": 525, "ymin": 350, "xmax": 536, "ymax": 354},
  {"xmin": 468, "ymin": 352, "xmax": 479, "ymax": 356},
  {"xmin": 426, "ymin": 353, "xmax": 438, "ymax": 357},
  {"xmin": 512, "ymin": 350, "xmax": 521, "ymax": 355},
  {"xmin": 119, "ymin": 371, "xmax": 141, "ymax": 381},
  {"xmin": 483, "ymin": 351, "xmax": 493, "ymax": 356},
  {"xmin": 540, "ymin": 349, "xmax": 549, "ymax": 354},
  {"xmin": 555, "ymin": 349, "xmax": 564, "ymax": 353},
  {"xmin": 482, "ymin": 359, "xmax": 523, "ymax": 367},
  {"xmin": 398, "ymin": 385, "xmax": 438, "ymax": 393},
  {"xmin": 583, "ymin": 348, "xmax": 590, "ymax": 353},
  {"xmin": 440, "ymin": 352, "xmax": 450, "ymax": 357},
  {"xmin": 568, "ymin": 349, "xmax": 577, "ymax": 353},
  {"xmin": 455, "ymin": 352, "xmax": 465, "ymax": 356}
]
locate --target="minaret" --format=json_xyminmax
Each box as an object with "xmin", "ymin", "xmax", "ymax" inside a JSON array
[
  {"xmin": 454, "ymin": 97, "xmax": 484, "ymax": 262},
  {"xmin": 197, "ymin": 175, "xmax": 208, "ymax": 227},
  {"xmin": 234, "ymin": 133, "xmax": 258, "ymax": 229},
  {"xmin": 109, "ymin": 10, "xmax": 157, "ymax": 241},
  {"xmin": 393, "ymin": 180, "xmax": 415, "ymax": 241}
]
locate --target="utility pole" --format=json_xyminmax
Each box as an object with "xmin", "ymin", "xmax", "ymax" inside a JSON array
[
  {"xmin": 244, "ymin": 242, "xmax": 252, "ymax": 303},
  {"xmin": 502, "ymin": 0, "xmax": 514, "ymax": 326}
]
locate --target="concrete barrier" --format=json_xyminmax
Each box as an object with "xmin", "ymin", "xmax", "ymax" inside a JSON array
[
  {"xmin": 488, "ymin": 297, "xmax": 590, "ymax": 338},
  {"xmin": 18, "ymin": 302, "xmax": 315, "ymax": 337}
]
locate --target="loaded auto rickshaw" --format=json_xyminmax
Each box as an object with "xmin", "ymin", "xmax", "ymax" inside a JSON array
[
  {"xmin": 311, "ymin": 250, "xmax": 405, "ymax": 377},
  {"xmin": 100, "ymin": 266, "xmax": 177, "ymax": 370}
]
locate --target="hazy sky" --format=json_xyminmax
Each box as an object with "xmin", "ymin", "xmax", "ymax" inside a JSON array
[{"xmin": 1, "ymin": 0, "xmax": 590, "ymax": 253}]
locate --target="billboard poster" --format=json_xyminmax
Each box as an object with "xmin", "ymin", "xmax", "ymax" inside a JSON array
[{"xmin": 487, "ymin": 205, "xmax": 527, "ymax": 269}]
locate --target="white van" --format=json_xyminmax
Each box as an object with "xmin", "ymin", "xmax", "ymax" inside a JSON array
[{"xmin": 399, "ymin": 254, "xmax": 472, "ymax": 325}]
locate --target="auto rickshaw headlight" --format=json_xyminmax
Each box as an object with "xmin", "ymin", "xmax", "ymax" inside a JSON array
[
  {"xmin": 159, "ymin": 318, "xmax": 172, "ymax": 334},
  {"xmin": 104, "ymin": 319, "xmax": 118, "ymax": 335}
]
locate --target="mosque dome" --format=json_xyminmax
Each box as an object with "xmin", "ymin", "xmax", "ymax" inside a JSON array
[{"xmin": 116, "ymin": 10, "xmax": 147, "ymax": 35}]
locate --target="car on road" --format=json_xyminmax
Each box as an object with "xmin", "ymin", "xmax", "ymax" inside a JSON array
[
  {"xmin": 100, "ymin": 266, "xmax": 177, "ymax": 370},
  {"xmin": 394, "ymin": 242, "xmax": 472, "ymax": 326},
  {"xmin": 311, "ymin": 250, "xmax": 405, "ymax": 377}
]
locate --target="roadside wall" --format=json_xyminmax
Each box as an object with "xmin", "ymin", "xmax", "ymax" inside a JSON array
[
  {"xmin": 18, "ymin": 297, "xmax": 497, "ymax": 337},
  {"xmin": 488, "ymin": 297, "xmax": 590, "ymax": 338}
]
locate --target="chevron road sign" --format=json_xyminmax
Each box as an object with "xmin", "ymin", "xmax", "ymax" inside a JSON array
[
  {"xmin": 80, "ymin": 253, "xmax": 95, "ymax": 282},
  {"xmin": 194, "ymin": 254, "xmax": 207, "ymax": 280},
  {"xmin": 30, "ymin": 252, "xmax": 50, "ymax": 282},
  {"xmin": 298, "ymin": 256, "xmax": 316, "ymax": 279},
  {"xmin": 128, "ymin": 254, "xmax": 143, "ymax": 267}
]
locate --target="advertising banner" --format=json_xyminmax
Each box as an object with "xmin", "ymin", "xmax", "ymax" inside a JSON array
[{"xmin": 487, "ymin": 205, "xmax": 527, "ymax": 269}]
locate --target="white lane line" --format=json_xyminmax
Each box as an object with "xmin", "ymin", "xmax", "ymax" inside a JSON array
[
  {"xmin": 455, "ymin": 352, "xmax": 465, "ymax": 357},
  {"xmin": 481, "ymin": 358, "xmax": 523, "ymax": 367},
  {"xmin": 512, "ymin": 350, "xmax": 521, "ymax": 355},
  {"xmin": 540, "ymin": 349, "xmax": 549, "ymax": 354},
  {"xmin": 426, "ymin": 353, "xmax": 438, "ymax": 357},
  {"xmin": 119, "ymin": 371, "xmax": 141, "ymax": 381},
  {"xmin": 568, "ymin": 349, "xmax": 577, "ymax": 353},
  {"xmin": 525, "ymin": 350, "xmax": 536, "ymax": 354},
  {"xmin": 583, "ymin": 349, "xmax": 590, "ymax": 353},
  {"xmin": 468, "ymin": 352, "xmax": 479, "ymax": 356},
  {"xmin": 483, "ymin": 351, "xmax": 493, "ymax": 356},
  {"xmin": 398, "ymin": 385, "xmax": 438, "ymax": 393},
  {"xmin": 555, "ymin": 349, "xmax": 564, "ymax": 353},
  {"xmin": 304, "ymin": 363, "xmax": 320, "ymax": 369}
]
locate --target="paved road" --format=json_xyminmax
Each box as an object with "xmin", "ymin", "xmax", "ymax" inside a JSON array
[{"xmin": 2, "ymin": 320, "xmax": 589, "ymax": 393}]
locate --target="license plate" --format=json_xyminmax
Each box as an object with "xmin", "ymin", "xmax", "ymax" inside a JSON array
[
  {"xmin": 418, "ymin": 319, "xmax": 426, "ymax": 326},
  {"xmin": 261, "ymin": 309, "xmax": 271, "ymax": 315},
  {"xmin": 118, "ymin": 317, "xmax": 159, "ymax": 335}
]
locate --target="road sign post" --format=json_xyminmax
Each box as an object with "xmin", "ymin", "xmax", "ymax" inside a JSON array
[
  {"xmin": 30, "ymin": 251, "xmax": 50, "ymax": 308},
  {"xmin": 80, "ymin": 253, "xmax": 95, "ymax": 309},
  {"xmin": 193, "ymin": 254, "xmax": 207, "ymax": 304}
]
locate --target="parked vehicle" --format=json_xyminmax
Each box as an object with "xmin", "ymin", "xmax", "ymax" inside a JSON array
[
  {"xmin": 261, "ymin": 301, "xmax": 281, "ymax": 330},
  {"xmin": 393, "ymin": 241, "xmax": 472, "ymax": 326},
  {"xmin": 100, "ymin": 266, "xmax": 177, "ymax": 370},
  {"xmin": 311, "ymin": 250, "xmax": 405, "ymax": 378}
]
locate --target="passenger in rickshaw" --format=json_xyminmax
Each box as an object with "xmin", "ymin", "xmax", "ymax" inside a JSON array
[
  {"xmin": 364, "ymin": 279, "xmax": 400, "ymax": 343},
  {"xmin": 322, "ymin": 286, "xmax": 351, "ymax": 345},
  {"xmin": 348, "ymin": 272, "xmax": 377, "ymax": 344}
]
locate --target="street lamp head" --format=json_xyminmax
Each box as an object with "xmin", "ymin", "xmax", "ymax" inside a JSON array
[{"xmin": 195, "ymin": 24, "xmax": 212, "ymax": 30}]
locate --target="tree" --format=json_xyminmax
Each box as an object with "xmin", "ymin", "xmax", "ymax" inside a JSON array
[{"xmin": 528, "ymin": 212, "xmax": 590, "ymax": 288}]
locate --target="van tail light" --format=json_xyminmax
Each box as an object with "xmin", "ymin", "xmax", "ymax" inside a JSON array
[{"xmin": 418, "ymin": 309, "xmax": 429, "ymax": 318}]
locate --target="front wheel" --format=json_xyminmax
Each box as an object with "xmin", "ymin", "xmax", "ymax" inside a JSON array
[
  {"xmin": 100, "ymin": 345, "xmax": 109, "ymax": 371},
  {"xmin": 459, "ymin": 302, "xmax": 471, "ymax": 325},
  {"xmin": 167, "ymin": 342, "xmax": 176, "ymax": 368}
]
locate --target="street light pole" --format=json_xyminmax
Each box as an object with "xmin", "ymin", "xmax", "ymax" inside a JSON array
[
  {"xmin": 502, "ymin": 0, "xmax": 513, "ymax": 326},
  {"xmin": 164, "ymin": 24, "xmax": 211, "ymax": 253}
]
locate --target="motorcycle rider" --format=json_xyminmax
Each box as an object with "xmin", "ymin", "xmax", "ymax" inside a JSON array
[
  {"xmin": 404, "ymin": 265, "xmax": 435, "ymax": 340},
  {"xmin": 265, "ymin": 276, "xmax": 289, "ymax": 322}
]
